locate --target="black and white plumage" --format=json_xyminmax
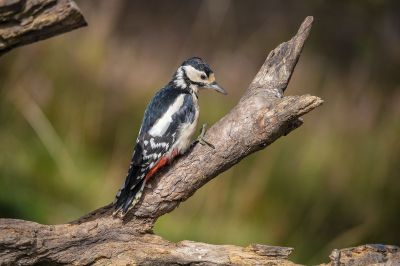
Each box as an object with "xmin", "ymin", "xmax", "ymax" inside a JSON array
[{"xmin": 113, "ymin": 57, "xmax": 226, "ymax": 217}]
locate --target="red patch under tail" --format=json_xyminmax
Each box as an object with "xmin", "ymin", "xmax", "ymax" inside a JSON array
[{"xmin": 144, "ymin": 149, "xmax": 179, "ymax": 182}]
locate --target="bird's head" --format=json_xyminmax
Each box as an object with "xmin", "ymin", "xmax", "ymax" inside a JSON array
[{"xmin": 172, "ymin": 57, "xmax": 227, "ymax": 95}]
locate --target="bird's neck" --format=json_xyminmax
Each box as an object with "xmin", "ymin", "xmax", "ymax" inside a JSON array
[
  {"xmin": 171, "ymin": 67, "xmax": 199, "ymax": 95},
  {"xmin": 189, "ymin": 84, "xmax": 199, "ymax": 95},
  {"xmin": 172, "ymin": 67, "xmax": 188, "ymax": 89}
]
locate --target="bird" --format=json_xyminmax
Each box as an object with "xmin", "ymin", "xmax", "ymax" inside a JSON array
[{"xmin": 113, "ymin": 57, "xmax": 226, "ymax": 217}]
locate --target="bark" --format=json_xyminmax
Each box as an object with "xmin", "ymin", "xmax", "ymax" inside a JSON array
[
  {"xmin": 1, "ymin": 15, "xmax": 398, "ymax": 265},
  {"xmin": 326, "ymin": 245, "xmax": 400, "ymax": 266},
  {"xmin": 0, "ymin": 0, "xmax": 87, "ymax": 56}
]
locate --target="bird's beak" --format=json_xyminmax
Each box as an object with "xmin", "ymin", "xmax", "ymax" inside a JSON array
[{"xmin": 207, "ymin": 81, "xmax": 227, "ymax": 95}]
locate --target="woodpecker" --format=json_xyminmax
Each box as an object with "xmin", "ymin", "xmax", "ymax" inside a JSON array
[{"xmin": 113, "ymin": 57, "xmax": 226, "ymax": 217}]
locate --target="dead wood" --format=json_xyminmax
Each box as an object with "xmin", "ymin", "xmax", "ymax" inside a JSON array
[
  {"xmin": 1, "ymin": 14, "xmax": 398, "ymax": 266},
  {"xmin": 0, "ymin": 0, "xmax": 86, "ymax": 56}
]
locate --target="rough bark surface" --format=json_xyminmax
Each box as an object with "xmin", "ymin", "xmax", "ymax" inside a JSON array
[
  {"xmin": 0, "ymin": 15, "xmax": 398, "ymax": 265},
  {"xmin": 326, "ymin": 245, "xmax": 400, "ymax": 266},
  {"xmin": 0, "ymin": 0, "xmax": 87, "ymax": 56}
]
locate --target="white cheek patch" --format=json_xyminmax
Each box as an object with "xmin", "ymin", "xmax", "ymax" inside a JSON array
[{"xmin": 183, "ymin": 65, "xmax": 205, "ymax": 83}]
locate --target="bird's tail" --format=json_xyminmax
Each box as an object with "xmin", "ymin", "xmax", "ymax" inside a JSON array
[{"xmin": 113, "ymin": 165, "xmax": 146, "ymax": 217}]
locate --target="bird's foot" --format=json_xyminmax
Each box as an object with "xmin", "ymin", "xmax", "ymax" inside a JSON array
[{"xmin": 192, "ymin": 124, "xmax": 215, "ymax": 149}]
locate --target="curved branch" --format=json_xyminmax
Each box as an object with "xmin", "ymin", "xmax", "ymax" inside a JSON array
[
  {"xmin": 129, "ymin": 16, "xmax": 319, "ymax": 222},
  {"xmin": 3, "ymin": 16, "xmax": 395, "ymax": 266},
  {"xmin": 0, "ymin": 16, "xmax": 321, "ymax": 265}
]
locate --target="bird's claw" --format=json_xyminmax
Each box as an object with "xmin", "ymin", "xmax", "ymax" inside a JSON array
[{"xmin": 194, "ymin": 124, "xmax": 215, "ymax": 149}]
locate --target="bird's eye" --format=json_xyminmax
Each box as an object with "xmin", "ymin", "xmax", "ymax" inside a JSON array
[{"xmin": 200, "ymin": 74, "xmax": 207, "ymax": 80}]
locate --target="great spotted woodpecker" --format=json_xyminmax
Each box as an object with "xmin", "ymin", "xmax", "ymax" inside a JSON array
[{"xmin": 113, "ymin": 57, "xmax": 226, "ymax": 217}]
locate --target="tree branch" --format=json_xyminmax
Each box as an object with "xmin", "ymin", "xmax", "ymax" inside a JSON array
[
  {"xmin": 129, "ymin": 16, "xmax": 319, "ymax": 223},
  {"xmin": 0, "ymin": 0, "xmax": 87, "ymax": 56},
  {"xmin": 327, "ymin": 244, "xmax": 400, "ymax": 266},
  {"xmin": 1, "ymin": 15, "xmax": 398, "ymax": 265}
]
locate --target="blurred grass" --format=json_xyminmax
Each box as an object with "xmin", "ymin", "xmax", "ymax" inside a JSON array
[{"xmin": 0, "ymin": 0, "xmax": 399, "ymax": 264}]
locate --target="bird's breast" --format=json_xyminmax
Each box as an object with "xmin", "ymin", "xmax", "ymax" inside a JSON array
[{"xmin": 173, "ymin": 94, "xmax": 199, "ymax": 155}]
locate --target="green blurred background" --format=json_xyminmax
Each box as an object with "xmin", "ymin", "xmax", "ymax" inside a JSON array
[{"xmin": 1, "ymin": 0, "xmax": 399, "ymax": 264}]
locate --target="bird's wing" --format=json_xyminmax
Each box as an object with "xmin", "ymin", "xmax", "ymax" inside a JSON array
[
  {"xmin": 114, "ymin": 87, "xmax": 196, "ymax": 214},
  {"xmin": 137, "ymin": 87, "xmax": 196, "ymax": 168}
]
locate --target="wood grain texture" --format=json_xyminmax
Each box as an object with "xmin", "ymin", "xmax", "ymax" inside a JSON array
[
  {"xmin": 0, "ymin": 0, "xmax": 86, "ymax": 56},
  {"xmin": 326, "ymin": 245, "xmax": 400, "ymax": 266},
  {"xmin": 1, "ymin": 16, "xmax": 398, "ymax": 265}
]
